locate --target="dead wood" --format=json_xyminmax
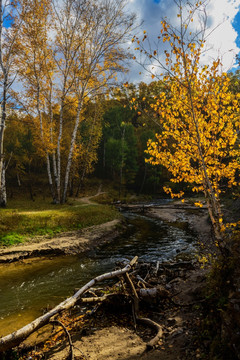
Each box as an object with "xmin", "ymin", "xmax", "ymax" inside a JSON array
[
  {"xmin": 137, "ymin": 317, "xmax": 163, "ymax": 349},
  {"xmin": 124, "ymin": 271, "xmax": 163, "ymax": 349},
  {"xmin": 0, "ymin": 256, "xmax": 138, "ymax": 353},
  {"xmin": 80, "ymin": 294, "xmax": 113, "ymax": 303},
  {"xmin": 136, "ymin": 275, "xmax": 151, "ymax": 288}
]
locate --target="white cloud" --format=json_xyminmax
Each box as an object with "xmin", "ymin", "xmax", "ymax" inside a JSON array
[
  {"xmin": 124, "ymin": 0, "xmax": 240, "ymax": 83},
  {"xmin": 203, "ymin": 0, "xmax": 240, "ymax": 70}
]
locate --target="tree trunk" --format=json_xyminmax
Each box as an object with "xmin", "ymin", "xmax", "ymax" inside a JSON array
[
  {"xmin": 119, "ymin": 126, "xmax": 126, "ymax": 198},
  {"xmin": 56, "ymin": 101, "xmax": 64, "ymax": 204},
  {"xmin": 0, "ymin": 162, "xmax": 6, "ymax": 207},
  {"xmin": 0, "ymin": 73, "xmax": 7, "ymax": 207},
  {"xmin": 46, "ymin": 153, "xmax": 57, "ymax": 203},
  {"xmin": 62, "ymin": 102, "xmax": 82, "ymax": 204},
  {"xmin": 49, "ymin": 90, "xmax": 58, "ymax": 203},
  {"xmin": 36, "ymin": 80, "xmax": 56, "ymax": 203}
]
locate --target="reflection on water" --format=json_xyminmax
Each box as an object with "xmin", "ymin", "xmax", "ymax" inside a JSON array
[{"xmin": 0, "ymin": 213, "xmax": 196, "ymax": 336}]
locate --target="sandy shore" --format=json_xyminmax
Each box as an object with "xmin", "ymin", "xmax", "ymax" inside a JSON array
[
  {"xmin": 145, "ymin": 204, "xmax": 211, "ymax": 241},
  {"xmin": 0, "ymin": 219, "xmax": 122, "ymax": 263}
]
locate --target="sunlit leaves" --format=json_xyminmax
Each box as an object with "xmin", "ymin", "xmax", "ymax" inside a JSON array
[{"xmin": 135, "ymin": 0, "xmax": 240, "ymax": 243}]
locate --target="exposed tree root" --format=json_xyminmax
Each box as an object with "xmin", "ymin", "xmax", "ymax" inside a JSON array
[
  {"xmin": 50, "ymin": 320, "xmax": 74, "ymax": 360},
  {"xmin": 137, "ymin": 317, "xmax": 163, "ymax": 349}
]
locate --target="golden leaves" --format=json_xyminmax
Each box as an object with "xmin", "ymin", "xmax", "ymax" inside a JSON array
[
  {"xmin": 194, "ymin": 202, "xmax": 203, "ymax": 208},
  {"xmin": 133, "ymin": 0, "xmax": 240, "ymax": 225}
]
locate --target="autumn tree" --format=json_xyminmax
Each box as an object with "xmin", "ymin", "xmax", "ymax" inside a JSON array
[
  {"xmin": 0, "ymin": 0, "xmax": 24, "ymax": 206},
  {"xmin": 65, "ymin": 99, "xmax": 103, "ymax": 197},
  {"xmin": 15, "ymin": 0, "xmax": 135, "ymax": 204},
  {"xmin": 133, "ymin": 0, "xmax": 240, "ymax": 252},
  {"xmin": 54, "ymin": 0, "xmax": 135, "ymax": 203},
  {"xmin": 4, "ymin": 111, "xmax": 43, "ymax": 196},
  {"xmin": 15, "ymin": 0, "xmax": 57, "ymax": 201}
]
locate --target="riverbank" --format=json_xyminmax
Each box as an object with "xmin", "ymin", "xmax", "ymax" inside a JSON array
[
  {"xmin": 0, "ymin": 199, "xmax": 211, "ymax": 264},
  {"xmin": 119, "ymin": 199, "xmax": 212, "ymax": 244},
  {"xmin": 0, "ymin": 219, "xmax": 123, "ymax": 263},
  {"xmin": 145, "ymin": 202, "xmax": 211, "ymax": 244},
  {"xmin": 0, "ymin": 196, "xmax": 119, "ymax": 247}
]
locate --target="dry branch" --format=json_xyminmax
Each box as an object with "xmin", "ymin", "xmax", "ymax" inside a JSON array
[
  {"xmin": 0, "ymin": 256, "xmax": 138, "ymax": 353},
  {"xmin": 124, "ymin": 270, "xmax": 163, "ymax": 349},
  {"xmin": 50, "ymin": 320, "xmax": 74, "ymax": 360},
  {"xmin": 80, "ymin": 294, "xmax": 112, "ymax": 303}
]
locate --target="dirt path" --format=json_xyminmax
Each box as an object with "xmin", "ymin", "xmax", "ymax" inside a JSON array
[{"xmin": 73, "ymin": 191, "xmax": 107, "ymax": 206}]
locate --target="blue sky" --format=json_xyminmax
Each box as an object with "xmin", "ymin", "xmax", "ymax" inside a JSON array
[
  {"xmin": 126, "ymin": 0, "xmax": 240, "ymax": 82},
  {"xmin": 233, "ymin": 9, "xmax": 240, "ymax": 48},
  {"xmin": 2, "ymin": 0, "xmax": 240, "ymax": 82}
]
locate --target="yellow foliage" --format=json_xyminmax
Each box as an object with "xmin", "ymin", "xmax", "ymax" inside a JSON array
[{"xmin": 140, "ymin": 1, "xmax": 240, "ymax": 242}]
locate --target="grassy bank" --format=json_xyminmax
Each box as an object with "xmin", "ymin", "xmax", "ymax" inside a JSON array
[{"xmin": 0, "ymin": 198, "xmax": 120, "ymax": 247}]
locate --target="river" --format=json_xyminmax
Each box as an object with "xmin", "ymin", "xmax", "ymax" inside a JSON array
[{"xmin": 0, "ymin": 212, "xmax": 196, "ymax": 337}]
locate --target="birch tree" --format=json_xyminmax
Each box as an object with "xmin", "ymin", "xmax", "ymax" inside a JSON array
[
  {"xmin": 16, "ymin": 0, "xmax": 58, "ymax": 202},
  {"xmin": 133, "ymin": 0, "xmax": 240, "ymax": 252},
  {"xmin": 53, "ymin": 0, "xmax": 135, "ymax": 203},
  {"xmin": 15, "ymin": 0, "xmax": 135, "ymax": 203},
  {"xmin": 0, "ymin": 0, "xmax": 21, "ymax": 206}
]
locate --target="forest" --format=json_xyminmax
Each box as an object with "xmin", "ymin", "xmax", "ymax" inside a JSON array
[{"xmin": 0, "ymin": 0, "xmax": 240, "ymax": 359}]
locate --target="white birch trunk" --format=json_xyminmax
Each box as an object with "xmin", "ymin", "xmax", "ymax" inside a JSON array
[
  {"xmin": 0, "ymin": 161, "xmax": 6, "ymax": 207},
  {"xmin": 0, "ymin": 83, "xmax": 6, "ymax": 207},
  {"xmin": 36, "ymin": 82, "xmax": 56, "ymax": 202},
  {"xmin": 49, "ymin": 83, "xmax": 58, "ymax": 202},
  {"xmin": 56, "ymin": 99, "xmax": 64, "ymax": 203},
  {"xmin": 62, "ymin": 102, "xmax": 82, "ymax": 203}
]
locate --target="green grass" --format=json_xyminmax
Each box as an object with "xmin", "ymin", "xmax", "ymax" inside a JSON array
[{"xmin": 0, "ymin": 197, "xmax": 120, "ymax": 247}]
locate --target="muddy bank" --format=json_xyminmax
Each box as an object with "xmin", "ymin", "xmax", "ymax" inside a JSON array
[
  {"xmin": 120, "ymin": 200, "xmax": 212, "ymax": 243},
  {"xmin": 145, "ymin": 204, "xmax": 211, "ymax": 242},
  {"xmin": 0, "ymin": 219, "xmax": 123, "ymax": 263}
]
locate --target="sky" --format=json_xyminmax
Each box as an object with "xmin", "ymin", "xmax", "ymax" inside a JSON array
[
  {"xmin": 125, "ymin": 0, "xmax": 240, "ymax": 83},
  {"xmin": 2, "ymin": 0, "xmax": 240, "ymax": 85}
]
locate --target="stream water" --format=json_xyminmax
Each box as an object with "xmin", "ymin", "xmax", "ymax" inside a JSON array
[{"xmin": 0, "ymin": 212, "xmax": 197, "ymax": 337}]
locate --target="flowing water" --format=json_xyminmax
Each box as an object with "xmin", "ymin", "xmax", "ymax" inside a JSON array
[{"xmin": 0, "ymin": 212, "xmax": 196, "ymax": 336}]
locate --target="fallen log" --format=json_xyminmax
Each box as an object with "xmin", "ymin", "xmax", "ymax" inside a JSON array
[{"xmin": 0, "ymin": 256, "xmax": 138, "ymax": 353}]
